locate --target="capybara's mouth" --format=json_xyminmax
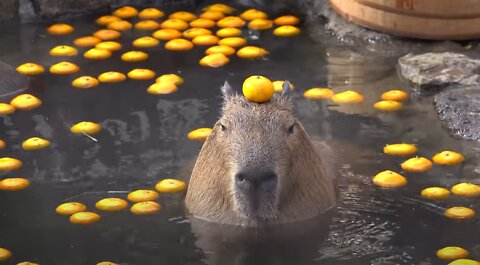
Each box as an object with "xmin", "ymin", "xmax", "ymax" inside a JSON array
[{"xmin": 234, "ymin": 191, "xmax": 278, "ymax": 221}]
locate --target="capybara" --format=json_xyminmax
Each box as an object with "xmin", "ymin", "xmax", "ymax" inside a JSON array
[{"xmin": 185, "ymin": 81, "xmax": 335, "ymax": 226}]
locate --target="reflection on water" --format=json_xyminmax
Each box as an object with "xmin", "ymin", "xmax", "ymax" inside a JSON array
[
  {"xmin": 191, "ymin": 215, "xmax": 332, "ymax": 265},
  {"xmin": 0, "ymin": 3, "xmax": 480, "ymax": 265},
  {"xmin": 325, "ymin": 47, "xmax": 400, "ymax": 115}
]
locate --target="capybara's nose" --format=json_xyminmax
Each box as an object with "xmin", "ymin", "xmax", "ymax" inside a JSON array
[{"xmin": 235, "ymin": 169, "xmax": 277, "ymax": 194}]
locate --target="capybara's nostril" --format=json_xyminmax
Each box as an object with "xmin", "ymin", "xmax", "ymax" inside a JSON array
[{"xmin": 235, "ymin": 170, "xmax": 277, "ymax": 194}]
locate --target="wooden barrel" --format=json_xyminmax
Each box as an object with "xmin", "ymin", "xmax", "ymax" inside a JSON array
[{"xmin": 329, "ymin": 0, "xmax": 480, "ymax": 40}]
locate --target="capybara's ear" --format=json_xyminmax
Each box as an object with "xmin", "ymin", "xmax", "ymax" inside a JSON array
[
  {"xmin": 281, "ymin": 80, "xmax": 292, "ymax": 98},
  {"xmin": 221, "ymin": 80, "xmax": 234, "ymax": 100}
]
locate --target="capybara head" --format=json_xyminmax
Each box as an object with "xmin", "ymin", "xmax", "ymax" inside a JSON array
[{"xmin": 185, "ymin": 81, "xmax": 335, "ymax": 226}]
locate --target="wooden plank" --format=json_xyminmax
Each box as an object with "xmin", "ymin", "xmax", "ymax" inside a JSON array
[{"xmin": 358, "ymin": 0, "xmax": 480, "ymax": 19}]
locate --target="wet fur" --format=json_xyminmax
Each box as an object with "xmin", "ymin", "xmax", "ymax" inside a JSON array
[{"xmin": 185, "ymin": 89, "xmax": 335, "ymax": 227}]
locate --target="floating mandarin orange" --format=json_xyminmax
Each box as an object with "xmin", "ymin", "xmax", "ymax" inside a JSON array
[
  {"xmin": 95, "ymin": 15, "xmax": 121, "ymax": 26},
  {"xmin": 331, "ymin": 90, "xmax": 364, "ymax": 103},
  {"xmin": 69, "ymin": 212, "xmax": 101, "ymax": 225},
  {"xmin": 152, "ymin": 28, "xmax": 182, "ymax": 40},
  {"xmin": 187, "ymin": 128, "xmax": 212, "ymax": 141},
  {"xmin": 72, "ymin": 76, "xmax": 100, "ymax": 89},
  {"xmin": 0, "ymin": 248, "xmax": 12, "ymax": 262},
  {"xmin": 47, "ymin": 23, "xmax": 74, "ymax": 35},
  {"xmin": 381, "ymin": 90, "xmax": 408, "ymax": 101},
  {"xmin": 93, "ymin": 30, "xmax": 121, "ymax": 41},
  {"xmin": 17, "ymin": 261, "xmax": 40, "ymax": 265},
  {"xmin": 98, "ymin": 71, "xmax": 126, "ymax": 83},
  {"xmin": 16, "ymin": 63, "xmax": 45, "ymax": 75},
  {"xmin": 132, "ymin": 36, "xmax": 159, "ymax": 48},
  {"xmin": 200, "ymin": 53, "xmax": 230, "ymax": 67},
  {"xmin": 49, "ymin": 45, "xmax": 78, "ymax": 57},
  {"xmin": 240, "ymin": 9, "xmax": 268, "ymax": 21},
  {"xmin": 218, "ymin": 37, "xmax": 246, "ymax": 48},
  {"xmin": 97, "ymin": 262, "xmax": 120, "ymax": 265},
  {"xmin": 0, "ymin": 158, "xmax": 22, "ymax": 171},
  {"xmin": 374, "ymin": 100, "xmax": 403, "ymax": 111},
  {"xmin": 383, "ymin": 144, "xmax": 417, "ymax": 156},
  {"xmin": 164, "ymin": 38, "xmax": 193, "ymax": 51},
  {"xmin": 432, "ymin": 151, "xmax": 465, "ymax": 165},
  {"xmin": 206, "ymin": 45, "xmax": 236, "ymax": 56},
  {"xmin": 190, "ymin": 18, "xmax": 216, "ymax": 28},
  {"xmin": 437, "ymin": 246, "xmax": 469, "ymax": 260},
  {"xmin": 237, "ymin": 46, "xmax": 268, "ymax": 59},
  {"xmin": 203, "ymin": 3, "xmax": 233, "ymax": 14},
  {"xmin": 55, "ymin": 202, "xmax": 87, "ymax": 215},
  {"xmin": 127, "ymin": 69, "xmax": 156, "ymax": 80},
  {"xmin": 192, "ymin": 35, "xmax": 219, "ymax": 46},
  {"xmin": 169, "ymin": 11, "xmax": 196, "ymax": 22},
  {"xmin": 130, "ymin": 201, "xmax": 161, "ymax": 215},
  {"xmin": 147, "ymin": 82, "xmax": 177, "ymax": 95},
  {"xmin": 304, "ymin": 88, "xmax": 334, "ymax": 99},
  {"xmin": 444, "ymin": 207, "xmax": 475, "ymax": 220},
  {"xmin": 0, "ymin": 103, "xmax": 15, "ymax": 115},
  {"xmin": 401, "ymin": 157, "xmax": 433, "ymax": 172},
  {"xmin": 70, "ymin": 121, "xmax": 101, "ymax": 135},
  {"xmin": 10, "ymin": 94, "xmax": 42, "ymax": 110},
  {"xmin": 274, "ymin": 15, "xmax": 300, "ymax": 26},
  {"xmin": 248, "ymin": 19, "xmax": 273, "ymax": 30},
  {"xmin": 217, "ymin": 16, "xmax": 245, "ymax": 28},
  {"xmin": 84, "ymin": 48, "xmax": 112, "ymax": 60},
  {"xmin": 160, "ymin": 19, "xmax": 189, "ymax": 31},
  {"xmin": 0, "ymin": 140, "xmax": 4, "ymax": 149},
  {"xmin": 451, "ymin": 183, "xmax": 480, "ymax": 198},
  {"xmin": 74, "ymin": 36, "xmax": 102, "ymax": 47},
  {"xmin": 127, "ymin": 190, "xmax": 159, "ymax": 202},
  {"xmin": 95, "ymin": 41, "xmax": 122, "ymax": 52},
  {"xmin": 372, "ymin": 170, "xmax": 407, "ymax": 188},
  {"xmin": 421, "ymin": 187, "xmax": 450, "ymax": 200},
  {"xmin": 95, "ymin": 198, "xmax": 128, "ymax": 211},
  {"xmin": 155, "ymin": 179, "xmax": 187, "ymax": 193},
  {"xmin": 273, "ymin": 25, "xmax": 301, "ymax": 37},
  {"xmin": 272, "ymin": 80, "xmax": 295, "ymax": 93},
  {"xmin": 200, "ymin": 10, "xmax": 225, "ymax": 20},
  {"xmin": 121, "ymin": 51, "xmax": 149, "ymax": 62},
  {"xmin": 242, "ymin": 75, "xmax": 274, "ymax": 103},
  {"xmin": 183, "ymin": 28, "xmax": 212, "ymax": 39},
  {"xmin": 49, "ymin": 62, "xmax": 80, "ymax": 75},
  {"xmin": 216, "ymin": 27, "xmax": 242, "ymax": 38},
  {"xmin": 112, "ymin": 5, "xmax": 138, "ymax": 19},
  {"xmin": 0, "ymin": 178, "xmax": 29, "ymax": 191},
  {"xmin": 22, "ymin": 137, "xmax": 50, "ymax": 151},
  {"xmin": 448, "ymin": 259, "xmax": 480, "ymax": 265},
  {"xmin": 107, "ymin": 20, "xmax": 132, "ymax": 31},
  {"xmin": 138, "ymin": 8, "xmax": 165, "ymax": 19},
  {"xmin": 134, "ymin": 20, "xmax": 159, "ymax": 31},
  {"xmin": 155, "ymin": 74, "xmax": 184, "ymax": 85}
]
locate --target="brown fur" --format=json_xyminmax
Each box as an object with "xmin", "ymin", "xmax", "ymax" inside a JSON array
[{"xmin": 185, "ymin": 92, "xmax": 335, "ymax": 226}]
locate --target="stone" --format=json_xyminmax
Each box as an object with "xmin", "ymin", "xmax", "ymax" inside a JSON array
[
  {"xmin": 0, "ymin": 0, "xmax": 19, "ymax": 22},
  {"xmin": 300, "ymin": 0, "xmax": 408, "ymax": 56},
  {"xmin": 19, "ymin": 0, "xmax": 37, "ymax": 22},
  {"xmin": 0, "ymin": 60, "xmax": 28, "ymax": 98},
  {"xmin": 435, "ymin": 86, "xmax": 480, "ymax": 142},
  {"xmin": 31, "ymin": 0, "xmax": 110, "ymax": 19},
  {"xmin": 398, "ymin": 52, "xmax": 480, "ymax": 89}
]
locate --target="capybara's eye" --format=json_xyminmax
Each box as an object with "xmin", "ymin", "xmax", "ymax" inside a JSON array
[
  {"xmin": 220, "ymin": 123, "xmax": 227, "ymax": 131},
  {"xmin": 287, "ymin": 124, "xmax": 295, "ymax": 134}
]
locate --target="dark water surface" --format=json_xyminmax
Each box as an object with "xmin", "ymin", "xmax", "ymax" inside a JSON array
[{"xmin": 1, "ymin": 3, "xmax": 480, "ymax": 265}]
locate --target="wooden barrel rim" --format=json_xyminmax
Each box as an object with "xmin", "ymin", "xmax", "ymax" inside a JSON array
[
  {"xmin": 329, "ymin": 0, "xmax": 480, "ymax": 40},
  {"xmin": 357, "ymin": 0, "xmax": 480, "ymax": 19}
]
